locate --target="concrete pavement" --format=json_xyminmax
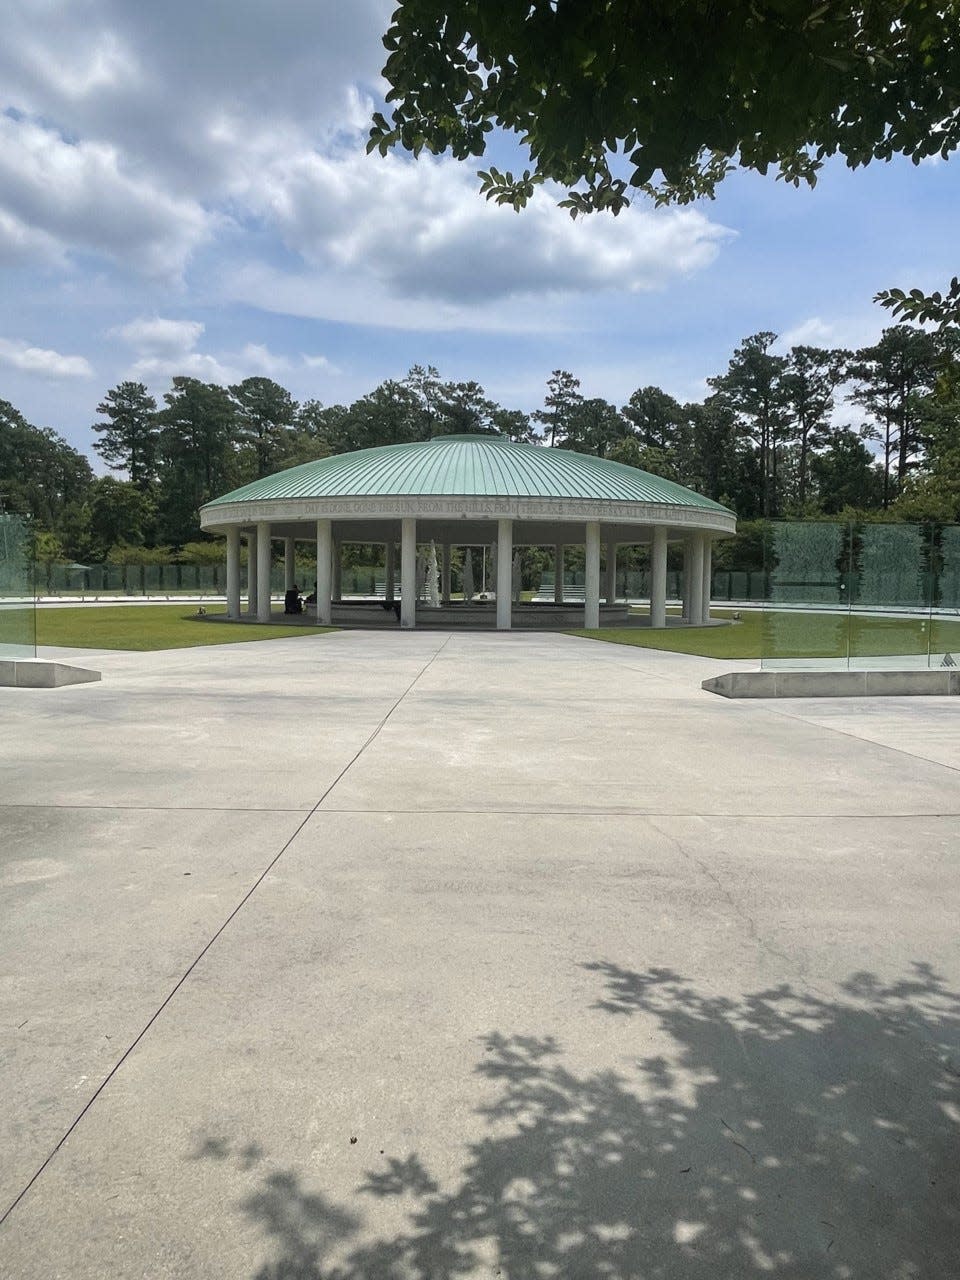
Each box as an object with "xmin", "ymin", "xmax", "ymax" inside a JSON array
[{"xmin": 1, "ymin": 630, "xmax": 958, "ymax": 1278}]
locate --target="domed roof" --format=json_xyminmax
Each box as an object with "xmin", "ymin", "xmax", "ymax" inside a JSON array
[{"xmin": 205, "ymin": 434, "xmax": 730, "ymax": 512}]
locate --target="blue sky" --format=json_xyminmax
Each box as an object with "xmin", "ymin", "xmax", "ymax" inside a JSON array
[{"xmin": 1, "ymin": 0, "xmax": 957, "ymax": 465}]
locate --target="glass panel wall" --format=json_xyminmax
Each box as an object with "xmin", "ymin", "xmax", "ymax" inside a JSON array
[
  {"xmin": 38, "ymin": 561, "xmax": 227, "ymax": 596},
  {"xmin": 0, "ymin": 515, "xmax": 36, "ymax": 658},
  {"xmin": 760, "ymin": 520, "xmax": 960, "ymax": 670}
]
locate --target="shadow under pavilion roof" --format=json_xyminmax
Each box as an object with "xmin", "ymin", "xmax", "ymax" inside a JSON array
[{"xmin": 205, "ymin": 434, "xmax": 732, "ymax": 513}]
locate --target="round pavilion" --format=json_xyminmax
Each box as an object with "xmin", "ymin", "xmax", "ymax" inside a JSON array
[{"xmin": 199, "ymin": 433, "xmax": 736, "ymax": 629}]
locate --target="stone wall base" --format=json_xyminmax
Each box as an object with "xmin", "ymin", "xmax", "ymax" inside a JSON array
[
  {"xmin": 703, "ymin": 669, "xmax": 960, "ymax": 699},
  {"xmin": 0, "ymin": 660, "xmax": 101, "ymax": 688}
]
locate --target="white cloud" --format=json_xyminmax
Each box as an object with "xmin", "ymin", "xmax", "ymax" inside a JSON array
[
  {"xmin": 779, "ymin": 317, "xmax": 838, "ymax": 348},
  {"xmin": 239, "ymin": 343, "xmax": 293, "ymax": 378},
  {"xmin": 129, "ymin": 351, "xmax": 239, "ymax": 386},
  {"xmin": 0, "ymin": 112, "xmax": 210, "ymax": 274},
  {"xmin": 224, "ymin": 145, "xmax": 731, "ymax": 334},
  {"xmin": 0, "ymin": 206, "xmax": 65, "ymax": 265},
  {"xmin": 14, "ymin": 27, "xmax": 141, "ymax": 102},
  {"xmin": 121, "ymin": 333, "xmax": 318, "ymax": 390},
  {"xmin": 303, "ymin": 353, "xmax": 338, "ymax": 372},
  {"xmin": 778, "ymin": 314, "xmax": 883, "ymax": 353},
  {"xmin": 0, "ymin": 2, "xmax": 730, "ymax": 312},
  {"xmin": 108, "ymin": 308, "xmax": 336, "ymax": 389},
  {"xmin": 0, "ymin": 337, "xmax": 93, "ymax": 379},
  {"xmin": 113, "ymin": 316, "xmax": 205, "ymax": 355},
  {"xmin": 241, "ymin": 146, "xmax": 731, "ymax": 309},
  {"xmin": 225, "ymin": 261, "xmax": 570, "ymax": 334},
  {"xmin": 0, "ymin": 1, "xmax": 391, "ymax": 197}
]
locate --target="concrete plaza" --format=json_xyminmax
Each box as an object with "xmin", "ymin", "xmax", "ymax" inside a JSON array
[{"xmin": 1, "ymin": 630, "xmax": 959, "ymax": 1278}]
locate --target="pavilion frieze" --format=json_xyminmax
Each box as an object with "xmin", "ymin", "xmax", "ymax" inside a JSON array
[{"xmin": 202, "ymin": 496, "xmax": 736, "ymax": 535}]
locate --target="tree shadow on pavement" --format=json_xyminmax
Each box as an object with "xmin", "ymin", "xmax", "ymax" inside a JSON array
[{"xmin": 195, "ymin": 961, "xmax": 960, "ymax": 1279}]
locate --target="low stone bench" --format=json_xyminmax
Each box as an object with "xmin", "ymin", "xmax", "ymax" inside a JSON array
[
  {"xmin": 0, "ymin": 659, "xmax": 101, "ymax": 688},
  {"xmin": 703, "ymin": 669, "xmax": 960, "ymax": 698}
]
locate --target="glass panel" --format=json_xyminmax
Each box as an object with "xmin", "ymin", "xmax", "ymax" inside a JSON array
[
  {"xmin": 0, "ymin": 515, "xmax": 36, "ymax": 658},
  {"xmin": 939, "ymin": 526, "xmax": 960, "ymax": 610},
  {"xmin": 856, "ymin": 523, "xmax": 926, "ymax": 607},
  {"xmin": 761, "ymin": 521, "xmax": 847, "ymax": 668},
  {"xmin": 728, "ymin": 570, "xmax": 750, "ymax": 600},
  {"xmin": 931, "ymin": 525, "xmax": 960, "ymax": 666},
  {"xmin": 848, "ymin": 523, "xmax": 928, "ymax": 668}
]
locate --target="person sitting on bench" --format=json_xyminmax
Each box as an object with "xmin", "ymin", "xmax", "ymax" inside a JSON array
[{"xmin": 284, "ymin": 584, "xmax": 304, "ymax": 614}]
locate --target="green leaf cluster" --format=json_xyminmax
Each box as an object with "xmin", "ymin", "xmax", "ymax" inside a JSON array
[{"xmin": 371, "ymin": 1, "xmax": 960, "ymax": 212}]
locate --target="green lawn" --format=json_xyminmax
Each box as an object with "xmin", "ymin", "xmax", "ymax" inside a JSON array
[
  {"xmin": 572, "ymin": 609, "xmax": 960, "ymax": 661},
  {"xmin": 30, "ymin": 604, "xmax": 335, "ymax": 651},
  {"xmin": 12, "ymin": 602, "xmax": 960, "ymax": 660}
]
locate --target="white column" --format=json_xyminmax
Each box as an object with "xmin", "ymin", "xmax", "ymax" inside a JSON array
[
  {"xmin": 604, "ymin": 538, "xmax": 617, "ymax": 604},
  {"xmin": 246, "ymin": 529, "xmax": 257, "ymax": 615},
  {"xmin": 400, "ymin": 517, "xmax": 417, "ymax": 628},
  {"xmin": 441, "ymin": 542, "xmax": 452, "ymax": 605},
  {"xmin": 688, "ymin": 534, "xmax": 705, "ymax": 625},
  {"xmin": 650, "ymin": 526, "xmax": 667, "ymax": 629},
  {"xmin": 226, "ymin": 526, "xmax": 241, "ymax": 620},
  {"xmin": 385, "ymin": 540, "xmax": 396, "ymax": 602},
  {"xmin": 315, "ymin": 519, "xmax": 332, "ymax": 625},
  {"xmin": 554, "ymin": 544, "xmax": 564, "ymax": 604},
  {"xmin": 584, "ymin": 521, "xmax": 601, "ymax": 629},
  {"xmin": 700, "ymin": 537, "xmax": 713, "ymax": 624},
  {"xmin": 496, "ymin": 518, "xmax": 513, "ymax": 629},
  {"xmin": 284, "ymin": 538, "xmax": 295, "ymax": 591},
  {"xmin": 332, "ymin": 541, "xmax": 342, "ymax": 603},
  {"xmin": 256, "ymin": 520, "xmax": 271, "ymax": 622}
]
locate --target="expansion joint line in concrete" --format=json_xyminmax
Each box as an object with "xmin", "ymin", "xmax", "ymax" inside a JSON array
[
  {"xmin": 0, "ymin": 637, "xmax": 451, "ymax": 1229},
  {"xmin": 5, "ymin": 804, "xmax": 959, "ymax": 819},
  {"xmin": 751, "ymin": 701, "xmax": 960, "ymax": 779},
  {"xmin": 0, "ymin": 803, "xmax": 312, "ymax": 813},
  {"xmin": 315, "ymin": 806, "xmax": 960, "ymax": 819}
]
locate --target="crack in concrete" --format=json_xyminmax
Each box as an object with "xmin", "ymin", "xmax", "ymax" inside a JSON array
[{"xmin": 645, "ymin": 815, "xmax": 826, "ymax": 988}]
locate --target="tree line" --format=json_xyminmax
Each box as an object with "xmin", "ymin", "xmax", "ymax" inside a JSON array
[{"xmin": 2, "ymin": 320, "xmax": 959, "ymax": 566}]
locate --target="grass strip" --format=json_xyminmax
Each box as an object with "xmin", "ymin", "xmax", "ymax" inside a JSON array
[
  {"xmin": 570, "ymin": 609, "xmax": 960, "ymax": 661},
  {"xmin": 33, "ymin": 604, "xmax": 335, "ymax": 651}
]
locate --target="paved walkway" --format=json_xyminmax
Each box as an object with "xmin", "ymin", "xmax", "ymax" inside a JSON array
[{"xmin": 1, "ymin": 631, "xmax": 959, "ymax": 1278}]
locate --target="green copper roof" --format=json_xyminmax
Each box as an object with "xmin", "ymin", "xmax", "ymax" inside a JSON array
[{"xmin": 204, "ymin": 435, "xmax": 731, "ymax": 512}]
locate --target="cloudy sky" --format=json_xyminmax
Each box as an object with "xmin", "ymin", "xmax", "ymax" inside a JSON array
[{"xmin": 1, "ymin": 0, "xmax": 957, "ymax": 462}]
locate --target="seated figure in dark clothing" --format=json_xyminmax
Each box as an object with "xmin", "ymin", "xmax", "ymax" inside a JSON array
[
  {"xmin": 284, "ymin": 584, "xmax": 304, "ymax": 614},
  {"xmin": 304, "ymin": 581, "xmax": 317, "ymax": 605}
]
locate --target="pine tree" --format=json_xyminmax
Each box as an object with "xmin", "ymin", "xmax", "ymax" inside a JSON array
[{"xmin": 92, "ymin": 382, "xmax": 159, "ymax": 490}]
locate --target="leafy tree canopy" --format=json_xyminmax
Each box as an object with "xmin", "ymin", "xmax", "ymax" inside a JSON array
[
  {"xmin": 0, "ymin": 398, "xmax": 93, "ymax": 530},
  {"xmin": 371, "ymin": 1, "xmax": 960, "ymax": 214},
  {"xmin": 876, "ymin": 277, "xmax": 960, "ymax": 328}
]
